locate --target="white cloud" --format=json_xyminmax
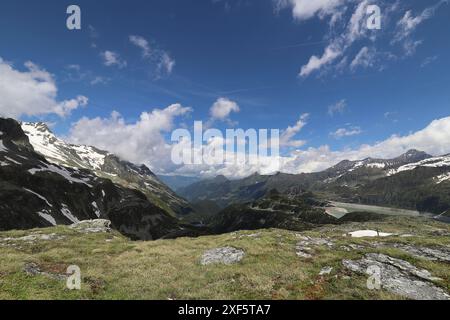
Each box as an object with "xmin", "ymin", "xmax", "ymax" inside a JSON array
[
  {"xmin": 68, "ymin": 104, "xmax": 192, "ymax": 171},
  {"xmin": 328, "ymin": 99, "xmax": 346, "ymax": 116},
  {"xmin": 394, "ymin": 2, "xmax": 444, "ymax": 42},
  {"xmin": 330, "ymin": 126, "xmax": 362, "ymax": 139},
  {"xmin": 67, "ymin": 102, "xmax": 450, "ymax": 178},
  {"xmin": 392, "ymin": 1, "xmax": 447, "ymax": 54},
  {"xmin": 0, "ymin": 57, "xmax": 88, "ymax": 118},
  {"xmin": 209, "ymin": 98, "xmax": 240, "ymax": 121},
  {"xmin": 158, "ymin": 52, "xmax": 176, "ymax": 75},
  {"xmin": 129, "ymin": 35, "xmax": 176, "ymax": 76},
  {"xmin": 100, "ymin": 51, "xmax": 127, "ymax": 68},
  {"xmin": 283, "ymin": 116, "xmax": 450, "ymax": 174},
  {"xmin": 176, "ymin": 115, "xmax": 450, "ymax": 178},
  {"xmin": 129, "ymin": 35, "xmax": 152, "ymax": 58},
  {"xmin": 280, "ymin": 113, "xmax": 309, "ymax": 147},
  {"xmin": 402, "ymin": 39, "xmax": 423, "ymax": 57},
  {"xmin": 298, "ymin": 0, "xmax": 369, "ymax": 77},
  {"xmin": 90, "ymin": 76, "xmax": 109, "ymax": 85},
  {"xmin": 274, "ymin": 0, "xmax": 346, "ymax": 21},
  {"xmin": 350, "ymin": 46, "xmax": 376, "ymax": 70},
  {"xmin": 421, "ymin": 55, "xmax": 438, "ymax": 68},
  {"xmin": 278, "ymin": 0, "xmax": 443, "ymax": 77},
  {"xmin": 300, "ymin": 45, "xmax": 341, "ymax": 77}
]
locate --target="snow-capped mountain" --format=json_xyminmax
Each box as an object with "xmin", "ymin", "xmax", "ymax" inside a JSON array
[
  {"xmin": 323, "ymin": 149, "xmax": 432, "ymax": 184},
  {"xmin": 1, "ymin": 118, "xmax": 204, "ymax": 239},
  {"xmin": 178, "ymin": 149, "xmax": 449, "ymax": 213},
  {"xmin": 391, "ymin": 154, "xmax": 450, "ymax": 175},
  {"xmin": 21, "ymin": 122, "xmax": 194, "ymax": 216}
]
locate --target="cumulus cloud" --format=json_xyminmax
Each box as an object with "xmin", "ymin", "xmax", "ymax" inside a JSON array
[
  {"xmin": 0, "ymin": 57, "xmax": 88, "ymax": 118},
  {"xmin": 68, "ymin": 104, "xmax": 192, "ymax": 171},
  {"xmin": 174, "ymin": 115, "xmax": 450, "ymax": 178},
  {"xmin": 100, "ymin": 51, "xmax": 127, "ymax": 68},
  {"xmin": 282, "ymin": 116, "xmax": 450, "ymax": 174},
  {"xmin": 209, "ymin": 97, "xmax": 240, "ymax": 121},
  {"xmin": 66, "ymin": 100, "xmax": 450, "ymax": 178},
  {"xmin": 274, "ymin": 0, "xmax": 346, "ymax": 21}
]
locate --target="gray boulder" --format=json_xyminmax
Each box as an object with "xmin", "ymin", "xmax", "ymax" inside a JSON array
[
  {"xmin": 201, "ymin": 247, "xmax": 245, "ymax": 265},
  {"xmin": 343, "ymin": 253, "xmax": 450, "ymax": 300}
]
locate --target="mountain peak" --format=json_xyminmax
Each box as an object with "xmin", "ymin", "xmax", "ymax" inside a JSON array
[
  {"xmin": 22, "ymin": 121, "xmax": 52, "ymax": 134},
  {"xmin": 396, "ymin": 149, "xmax": 432, "ymax": 161}
]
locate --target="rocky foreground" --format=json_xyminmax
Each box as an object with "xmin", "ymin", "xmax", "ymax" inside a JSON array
[{"xmin": 0, "ymin": 216, "xmax": 449, "ymax": 300}]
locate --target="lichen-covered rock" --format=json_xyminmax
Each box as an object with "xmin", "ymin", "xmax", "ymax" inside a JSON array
[
  {"xmin": 296, "ymin": 236, "xmax": 334, "ymax": 258},
  {"xmin": 0, "ymin": 232, "xmax": 64, "ymax": 243},
  {"xmin": 201, "ymin": 247, "xmax": 245, "ymax": 265},
  {"xmin": 391, "ymin": 244, "xmax": 450, "ymax": 263},
  {"xmin": 23, "ymin": 262, "xmax": 67, "ymax": 281},
  {"xmin": 69, "ymin": 219, "xmax": 112, "ymax": 233},
  {"xmin": 343, "ymin": 253, "xmax": 450, "ymax": 300}
]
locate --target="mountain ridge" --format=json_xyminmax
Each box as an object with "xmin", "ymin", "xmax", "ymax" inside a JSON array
[
  {"xmin": 0, "ymin": 118, "xmax": 205, "ymax": 239},
  {"xmin": 21, "ymin": 121, "xmax": 194, "ymax": 217},
  {"xmin": 178, "ymin": 149, "xmax": 450, "ymax": 213}
]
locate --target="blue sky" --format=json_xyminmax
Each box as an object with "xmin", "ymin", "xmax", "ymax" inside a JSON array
[{"xmin": 1, "ymin": 0, "xmax": 450, "ymax": 177}]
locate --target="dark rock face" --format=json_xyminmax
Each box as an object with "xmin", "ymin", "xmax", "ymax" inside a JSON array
[{"xmin": 0, "ymin": 118, "xmax": 201, "ymax": 240}]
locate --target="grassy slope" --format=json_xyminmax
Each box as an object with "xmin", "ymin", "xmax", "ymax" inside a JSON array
[{"xmin": 0, "ymin": 217, "xmax": 449, "ymax": 300}]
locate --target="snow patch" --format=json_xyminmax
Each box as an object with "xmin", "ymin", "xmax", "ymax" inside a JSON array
[
  {"xmin": 28, "ymin": 163, "xmax": 93, "ymax": 187},
  {"xmin": 23, "ymin": 188, "xmax": 53, "ymax": 207},
  {"xmin": 60, "ymin": 204, "xmax": 79, "ymax": 223},
  {"xmin": 349, "ymin": 230, "xmax": 393, "ymax": 238},
  {"xmin": 367, "ymin": 163, "xmax": 386, "ymax": 169},
  {"xmin": 435, "ymin": 172, "xmax": 450, "ymax": 184},
  {"xmin": 37, "ymin": 210, "xmax": 56, "ymax": 226},
  {"xmin": 91, "ymin": 201, "xmax": 101, "ymax": 218},
  {"xmin": 4, "ymin": 156, "xmax": 21, "ymax": 165},
  {"xmin": 391, "ymin": 155, "xmax": 450, "ymax": 175}
]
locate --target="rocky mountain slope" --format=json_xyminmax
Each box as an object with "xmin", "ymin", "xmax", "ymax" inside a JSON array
[
  {"xmin": 178, "ymin": 150, "xmax": 450, "ymax": 213},
  {"xmin": 21, "ymin": 122, "xmax": 194, "ymax": 217},
  {"xmin": 0, "ymin": 118, "xmax": 202, "ymax": 240},
  {"xmin": 178, "ymin": 150, "xmax": 450, "ymax": 214},
  {"xmin": 333, "ymin": 163, "xmax": 450, "ymax": 214}
]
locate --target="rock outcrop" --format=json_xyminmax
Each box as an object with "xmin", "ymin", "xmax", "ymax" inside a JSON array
[
  {"xmin": 343, "ymin": 253, "xmax": 449, "ymax": 300},
  {"xmin": 200, "ymin": 247, "xmax": 245, "ymax": 265}
]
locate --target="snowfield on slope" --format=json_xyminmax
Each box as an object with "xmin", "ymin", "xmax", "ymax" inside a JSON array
[{"xmin": 390, "ymin": 155, "xmax": 450, "ymax": 175}]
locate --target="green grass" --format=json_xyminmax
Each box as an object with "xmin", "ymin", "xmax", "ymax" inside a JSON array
[{"xmin": 0, "ymin": 216, "xmax": 449, "ymax": 300}]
